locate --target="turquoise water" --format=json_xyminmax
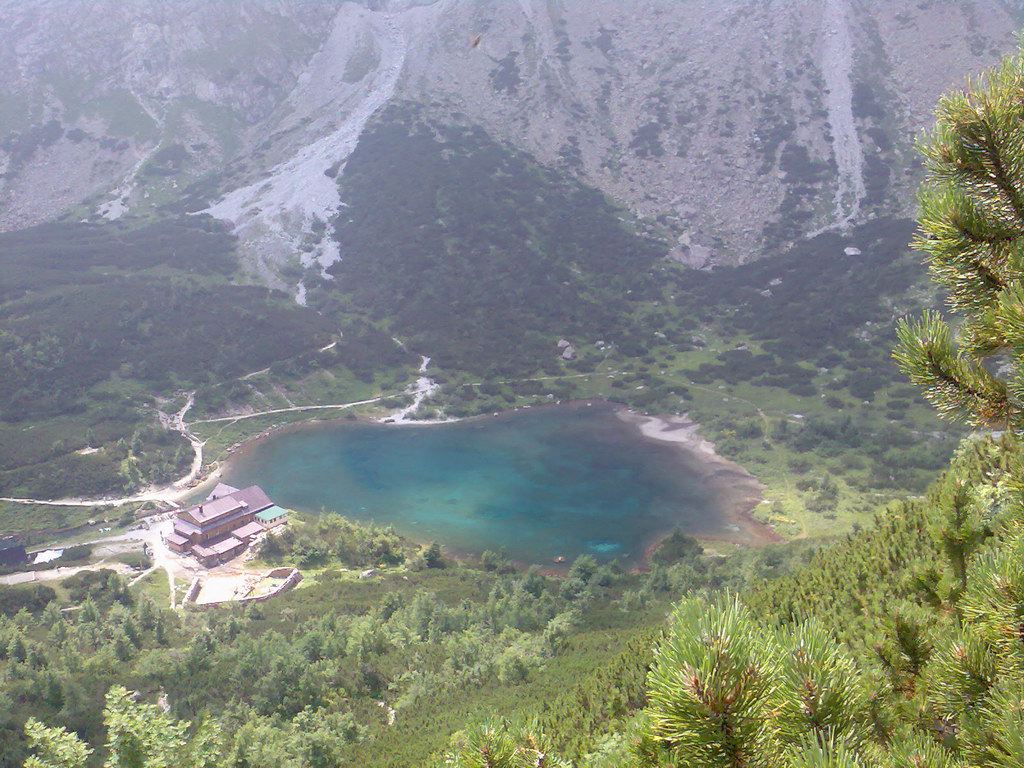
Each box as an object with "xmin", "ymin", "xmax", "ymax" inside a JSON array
[{"xmin": 220, "ymin": 404, "xmax": 741, "ymax": 566}]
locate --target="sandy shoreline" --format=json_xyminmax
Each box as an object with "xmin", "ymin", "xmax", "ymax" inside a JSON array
[{"xmin": 615, "ymin": 410, "xmax": 782, "ymax": 548}]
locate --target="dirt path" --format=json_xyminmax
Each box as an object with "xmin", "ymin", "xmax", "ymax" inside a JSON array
[
  {"xmin": 128, "ymin": 565, "xmax": 158, "ymax": 586},
  {"xmin": 240, "ymin": 339, "xmax": 339, "ymax": 381},
  {"xmin": 0, "ymin": 560, "xmax": 135, "ymax": 586},
  {"xmin": 240, "ymin": 366, "xmax": 272, "ymax": 381},
  {"xmin": 166, "ymin": 566, "xmax": 177, "ymax": 609},
  {"xmin": 165, "ymin": 392, "xmax": 205, "ymax": 489},
  {"xmin": 190, "ymin": 396, "xmax": 385, "ymax": 425}
]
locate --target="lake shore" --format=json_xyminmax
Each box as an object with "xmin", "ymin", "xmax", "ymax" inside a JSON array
[{"xmin": 614, "ymin": 410, "xmax": 782, "ymax": 549}]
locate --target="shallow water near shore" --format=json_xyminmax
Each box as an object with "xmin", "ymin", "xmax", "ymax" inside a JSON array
[{"xmin": 220, "ymin": 403, "xmax": 760, "ymax": 566}]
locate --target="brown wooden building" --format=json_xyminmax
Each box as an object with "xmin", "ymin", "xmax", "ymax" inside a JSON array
[{"xmin": 166, "ymin": 484, "xmax": 282, "ymax": 567}]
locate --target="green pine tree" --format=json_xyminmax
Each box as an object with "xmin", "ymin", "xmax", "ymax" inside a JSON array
[{"xmin": 894, "ymin": 46, "xmax": 1024, "ymax": 432}]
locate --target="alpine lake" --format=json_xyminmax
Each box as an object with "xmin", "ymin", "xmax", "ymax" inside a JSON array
[{"xmin": 220, "ymin": 403, "xmax": 765, "ymax": 567}]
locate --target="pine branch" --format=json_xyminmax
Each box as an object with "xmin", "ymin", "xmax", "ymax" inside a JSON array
[
  {"xmin": 893, "ymin": 312, "xmax": 1011, "ymax": 428},
  {"xmin": 913, "ymin": 186, "xmax": 1016, "ymax": 314},
  {"xmin": 923, "ymin": 58, "xmax": 1024, "ymax": 231}
]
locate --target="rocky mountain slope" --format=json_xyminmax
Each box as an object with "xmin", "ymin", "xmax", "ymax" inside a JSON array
[
  {"xmin": 0, "ymin": 0, "xmax": 336, "ymax": 230},
  {"xmin": 1, "ymin": 0, "xmax": 1020, "ymax": 275}
]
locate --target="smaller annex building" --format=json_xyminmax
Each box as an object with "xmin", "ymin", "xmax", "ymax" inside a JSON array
[
  {"xmin": 166, "ymin": 483, "xmax": 288, "ymax": 567},
  {"xmin": 0, "ymin": 536, "xmax": 28, "ymax": 568}
]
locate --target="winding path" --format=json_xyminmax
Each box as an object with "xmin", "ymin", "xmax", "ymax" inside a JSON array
[
  {"xmin": 0, "ymin": 394, "xmax": 388, "ymax": 507},
  {"xmin": 166, "ymin": 392, "xmax": 205, "ymax": 489},
  {"xmin": 190, "ymin": 396, "xmax": 385, "ymax": 425}
]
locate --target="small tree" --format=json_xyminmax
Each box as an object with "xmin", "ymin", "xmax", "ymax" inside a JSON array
[
  {"xmin": 23, "ymin": 719, "xmax": 92, "ymax": 768},
  {"xmin": 638, "ymin": 597, "xmax": 871, "ymax": 768},
  {"xmin": 103, "ymin": 685, "xmax": 188, "ymax": 768},
  {"xmin": 424, "ymin": 541, "xmax": 444, "ymax": 569},
  {"xmin": 24, "ymin": 687, "xmax": 225, "ymax": 768}
]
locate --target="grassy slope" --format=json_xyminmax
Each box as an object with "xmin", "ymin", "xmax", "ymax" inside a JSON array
[{"xmin": 743, "ymin": 434, "xmax": 1019, "ymax": 648}]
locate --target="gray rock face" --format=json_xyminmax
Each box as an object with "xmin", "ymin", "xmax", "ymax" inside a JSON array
[
  {"xmin": 0, "ymin": 0, "xmax": 336, "ymax": 230},
  {"xmin": 1, "ymin": 0, "xmax": 1019, "ymax": 269}
]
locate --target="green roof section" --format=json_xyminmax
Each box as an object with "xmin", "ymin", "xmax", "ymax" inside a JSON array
[{"xmin": 255, "ymin": 505, "xmax": 289, "ymax": 523}]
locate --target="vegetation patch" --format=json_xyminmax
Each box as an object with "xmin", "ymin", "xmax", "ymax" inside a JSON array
[
  {"xmin": 323, "ymin": 104, "xmax": 666, "ymax": 379},
  {"xmin": 0, "ymin": 216, "xmax": 385, "ymax": 502}
]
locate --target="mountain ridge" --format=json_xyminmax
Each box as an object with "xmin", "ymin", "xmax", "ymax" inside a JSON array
[{"xmin": 1, "ymin": 0, "xmax": 1020, "ymax": 278}]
